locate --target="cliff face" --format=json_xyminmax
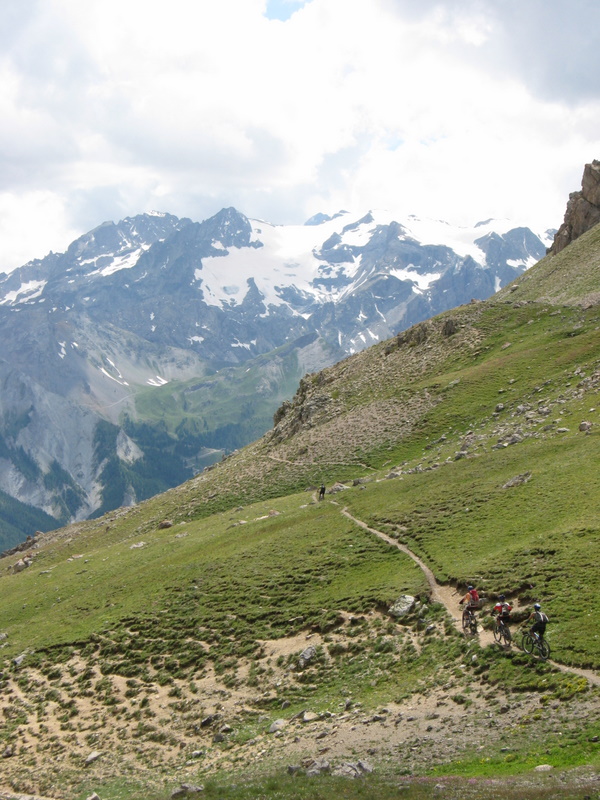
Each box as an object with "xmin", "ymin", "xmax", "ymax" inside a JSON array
[{"xmin": 550, "ymin": 160, "xmax": 600, "ymax": 255}]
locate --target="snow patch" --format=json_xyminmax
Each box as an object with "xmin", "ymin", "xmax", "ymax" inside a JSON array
[
  {"xmin": 507, "ymin": 256, "xmax": 537, "ymax": 269},
  {"xmin": 390, "ymin": 268, "xmax": 441, "ymax": 290},
  {"xmin": 231, "ymin": 339, "xmax": 253, "ymax": 350},
  {"xmin": 99, "ymin": 367, "xmax": 129, "ymax": 386},
  {"xmin": 86, "ymin": 246, "xmax": 149, "ymax": 277},
  {"xmin": 0, "ymin": 279, "xmax": 47, "ymax": 305}
]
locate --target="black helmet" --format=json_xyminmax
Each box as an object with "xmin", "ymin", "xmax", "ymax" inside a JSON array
[
  {"xmin": 468, "ymin": 585, "xmax": 474, "ymax": 591},
  {"xmin": 498, "ymin": 594, "xmax": 505, "ymax": 601},
  {"xmin": 533, "ymin": 603, "xmax": 541, "ymax": 610}
]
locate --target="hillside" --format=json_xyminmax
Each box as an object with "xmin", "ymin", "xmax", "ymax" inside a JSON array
[
  {"xmin": 1, "ymin": 221, "xmax": 600, "ymax": 799},
  {"xmin": 496, "ymin": 221, "xmax": 600, "ymax": 306}
]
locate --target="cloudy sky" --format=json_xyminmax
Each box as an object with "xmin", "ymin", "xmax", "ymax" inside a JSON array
[{"xmin": 1, "ymin": 0, "xmax": 599, "ymax": 273}]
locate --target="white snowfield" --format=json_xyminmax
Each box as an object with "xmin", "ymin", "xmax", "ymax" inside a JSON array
[
  {"xmin": 0, "ymin": 209, "xmax": 550, "ymax": 313},
  {"xmin": 196, "ymin": 210, "xmax": 551, "ymax": 312},
  {"xmin": 0, "ymin": 209, "xmax": 551, "ymax": 386}
]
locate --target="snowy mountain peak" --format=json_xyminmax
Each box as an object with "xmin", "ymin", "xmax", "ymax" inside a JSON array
[{"xmin": 0, "ymin": 208, "xmax": 551, "ymax": 325}]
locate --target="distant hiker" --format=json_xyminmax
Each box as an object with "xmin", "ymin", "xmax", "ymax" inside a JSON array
[
  {"xmin": 458, "ymin": 585, "xmax": 480, "ymax": 608},
  {"xmin": 528, "ymin": 603, "xmax": 548, "ymax": 639},
  {"xmin": 319, "ymin": 483, "xmax": 326, "ymax": 500},
  {"xmin": 493, "ymin": 594, "xmax": 512, "ymax": 625}
]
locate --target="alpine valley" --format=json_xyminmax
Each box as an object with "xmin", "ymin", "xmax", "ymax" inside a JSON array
[{"xmin": 0, "ymin": 206, "xmax": 551, "ymax": 546}]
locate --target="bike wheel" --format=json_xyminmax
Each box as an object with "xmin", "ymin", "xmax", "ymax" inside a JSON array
[
  {"xmin": 462, "ymin": 611, "xmax": 470, "ymax": 632},
  {"xmin": 537, "ymin": 638, "xmax": 550, "ymax": 660},
  {"xmin": 522, "ymin": 633, "xmax": 534, "ymax": 654},
  {"xmin": 469, "ymin": 618, "xmax": 478, "ymax": 636},
  {"xmin": 502, "ymin": 626, "xmax": 512, "ymax": 645},
  {"xmin": 493, "ymin": 623, "xmax": 502, "ymax": 643}
]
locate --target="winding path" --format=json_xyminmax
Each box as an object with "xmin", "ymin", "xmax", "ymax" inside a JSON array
[{"xmin": 341, "ymin": 506, "xmax": 600, "ymax": 688}]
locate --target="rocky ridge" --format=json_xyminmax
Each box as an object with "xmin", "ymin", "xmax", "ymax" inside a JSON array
[{"xmin": 549, "ymin": 159, "xmax": 600, "ymax": 254}]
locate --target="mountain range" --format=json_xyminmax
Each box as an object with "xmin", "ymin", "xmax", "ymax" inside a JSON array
[{"xmin": 0, "ymin": 206, "xmax": 552, "ymax": 547}]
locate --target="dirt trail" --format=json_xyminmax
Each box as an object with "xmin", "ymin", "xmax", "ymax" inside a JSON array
[{"xmin": 341, "ymin": 507, "xmax": 600, "ymax": 687}]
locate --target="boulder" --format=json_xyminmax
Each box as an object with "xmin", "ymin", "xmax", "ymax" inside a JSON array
[
  {"xmin": 269, "ymin": 719, "xmax": 287, "ymax": 733},
  {"xmin": 502, "ymin": 472, "xmax": 532, "ymax": 489},
  {"xmin": 305, "ymin": 758, "xmax": 330, "ymax": 777},
  {"xmin": 298, "ymin": 645, "xmax": 317, "ymax": 669},
  {"xmin": 171, "ymin": 784, "xmax": 205, "ymax": 798},
  {"xmin": 388, "ymin": 595, "xmax": 416, "ymax": 618},
  {"xmin": 329, "ymin": 482, "xmax": 349, "ymax": 494}
]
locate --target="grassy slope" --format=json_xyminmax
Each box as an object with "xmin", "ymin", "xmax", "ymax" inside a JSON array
[
  {"xmin": 495, "ymin": 222, "xmax": 600, "ymax": 305},
  {"xmin": 1, "ymin": 230, "xmax": 600, "ymax": 798}
]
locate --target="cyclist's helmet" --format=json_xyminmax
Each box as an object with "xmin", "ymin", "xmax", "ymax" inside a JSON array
[
  {"xmin": 533, "ymin": 603, "xmax": 541, "ymax": 610},
  {"xmin": 498, "ymin": 594, "xmax": 505, "ymax": 601},
  {"xmin": 468, "ymin": 585, "xmax": 473, "ymax": 591}
]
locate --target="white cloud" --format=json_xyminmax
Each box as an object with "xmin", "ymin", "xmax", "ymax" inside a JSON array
[
  {"xmin": 0, "ymin": 190, "xmax": 79, "ymax": 266},
  {"xmin": 0, "ymin": 0, "xmax": 598, "ymax": 272}
]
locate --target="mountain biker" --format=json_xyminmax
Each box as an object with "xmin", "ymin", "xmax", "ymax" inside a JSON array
[
  {"xmin": 528, "ymin": 603, "xmax": 548, "ymax": 639},
  {"xmin": 493, "ymin": 594, "xmax": 512, "ymax": 626},
  {"xmin": 459, "ymin": 585, "xmax": 480, "ymax": 608}
]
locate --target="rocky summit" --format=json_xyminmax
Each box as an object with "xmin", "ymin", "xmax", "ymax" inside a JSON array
[{"xmin": 549, "ymin": 159, "xmax": 600, "ymax": 254}]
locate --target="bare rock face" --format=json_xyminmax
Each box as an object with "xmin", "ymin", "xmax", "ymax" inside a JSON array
[{"xmin": 550, "ymin": 160, "xmax": 600, "ymax": 255}]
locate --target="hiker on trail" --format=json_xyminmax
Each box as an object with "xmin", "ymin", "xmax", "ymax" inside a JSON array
[
  {"xmin": 458, "ymin": 585, "xmax": 480, "ymax": 608},
  {"xmin": 528, "ymin": 603, "xmax": 548, "ymax": 639},
  {"xmin": 493, "ymin": 594, "xmax": 512, "ymax": 625},
  {"xmin": 319, "ymin": 483, "xmax": 326, "ymax": 500}
]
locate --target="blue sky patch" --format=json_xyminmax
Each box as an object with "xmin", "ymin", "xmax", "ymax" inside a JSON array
[{"xmin": 264, "ymin": 0, "xmax": 309, "ymax": 22}]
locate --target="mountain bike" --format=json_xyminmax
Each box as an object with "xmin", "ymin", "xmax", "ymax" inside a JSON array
[
  {"xmin": 461, "ymin": 606, "xmax": 478, "ymax": 636},
  {"xmin": 493, "ymin": 617, "xmax": 512, "ymax": 646},
  {"xmin": 521, "ymin": 630, "xmax": 550, "ymax": 661}
]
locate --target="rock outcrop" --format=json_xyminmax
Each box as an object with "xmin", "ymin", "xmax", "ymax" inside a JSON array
[{"xmin": 550, "ymin": 160, "xmax": 600, "ymax": 254}]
